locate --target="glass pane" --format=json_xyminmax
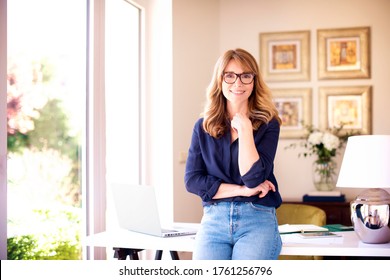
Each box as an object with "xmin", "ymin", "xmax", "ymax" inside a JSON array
[
  {"xmin": 7, "ymin": 0, "xmax": 86, "ymax": 259},
  {"xmin": 105, "ymin": 0, "xmax": 140, "ymax": 185}
]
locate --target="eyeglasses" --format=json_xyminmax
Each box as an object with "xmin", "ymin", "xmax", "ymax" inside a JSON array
[{"xmin": 223, "ymin": 72, "xmax": 255, "ymax": 84}]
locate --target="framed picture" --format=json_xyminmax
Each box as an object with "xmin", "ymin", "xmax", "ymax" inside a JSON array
[
  {"xmin": 319, "ymin": 86, "xmax": 372, "ymax": 135},
  {"xmin": 272, "ymin": 88, "xmax": 312, "ymax": 138},
  {"xmin": 260, "ymin": 30, "xmax": 310, "ymax": 82},
  {"xmin": 318, "ymin": 26, "xmax": 370, "ymax": 79}
]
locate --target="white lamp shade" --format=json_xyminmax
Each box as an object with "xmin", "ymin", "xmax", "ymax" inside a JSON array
[{"xmin": 336, "ymin": 135, "xmax": 390, "ymax": 188}]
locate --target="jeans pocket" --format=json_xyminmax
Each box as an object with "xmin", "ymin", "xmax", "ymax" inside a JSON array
[
  {"xmin": 203, "ymin": 203, "xmax": 215, "ymax": 214},
  {"xmin": 249, "ymin": 202, "xmax": 274, "ymax": 214}
]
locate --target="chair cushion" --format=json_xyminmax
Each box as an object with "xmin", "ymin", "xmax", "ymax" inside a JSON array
[
  {"xmin": 276, "ymin": 203, "xmax": 326, "ymax": 226},
  {"xmin": 276, "ymin": 203, "xmax": 327, "ymax": 260}
]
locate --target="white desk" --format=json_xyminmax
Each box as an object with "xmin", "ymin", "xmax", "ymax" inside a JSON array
[
  {"xmin": 280, "ymin": 232, "xmax": 390, "ymax": 257},
  {"xmin": 85, "ymin": 223, "xmax": 390, "ymax": 259}
]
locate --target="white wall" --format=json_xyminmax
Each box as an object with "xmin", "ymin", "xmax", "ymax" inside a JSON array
[
  {"xmin": 172, "ymin": 0, "xmax": 390, "ymax": 223},
  {"xmin": 172, "ymin": 0, "xmax": 220, "ymax": 222},
  {"xmin": 219, "ymin": 0, "xmax": 390, "ymax": 202}
]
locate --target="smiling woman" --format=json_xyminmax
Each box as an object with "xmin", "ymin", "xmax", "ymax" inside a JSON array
[{"xmin": 185, "ymin": 48, "xmax": 282, "ymax": 260}]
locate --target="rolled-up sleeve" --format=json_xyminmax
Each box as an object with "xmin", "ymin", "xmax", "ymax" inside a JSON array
[{"xmin": 241, "ymin": 119, "xmax": 280, "ymax": 188}]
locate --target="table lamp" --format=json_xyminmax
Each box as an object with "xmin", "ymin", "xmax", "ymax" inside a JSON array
[{"xmin": 336, "ymin": 135, "xmax": 390, "ymax": 244}]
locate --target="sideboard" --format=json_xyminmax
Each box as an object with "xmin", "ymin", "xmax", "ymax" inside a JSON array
[{"xmin": 284, "ymin": 201, "xmax": 352, "ymax": 226}]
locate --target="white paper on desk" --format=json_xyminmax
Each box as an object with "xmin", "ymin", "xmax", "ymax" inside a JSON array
[
  {"xmin": 281, "ymin": 234, "xmax": 344, "ymax": 244},
  {"xmin": 278, "ymin": 224, "xmax": 328, "ymax": 234}
]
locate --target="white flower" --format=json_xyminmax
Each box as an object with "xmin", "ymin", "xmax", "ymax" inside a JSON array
[
  {"xmin": 308, "ymin": 132, "xmax": 323, "ymax": 145},
  {"xmin": 322, "ymin": 132, "xmax": 340, "ymax": 151},
  {"xmin": 286, "ymin": 125, "xmax": 350, "ymax": 161}
]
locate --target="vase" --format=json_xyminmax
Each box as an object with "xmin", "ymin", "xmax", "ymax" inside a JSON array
[{"xmin": 312, "ymin": 159, "xmax": 337, "ymax": 191}]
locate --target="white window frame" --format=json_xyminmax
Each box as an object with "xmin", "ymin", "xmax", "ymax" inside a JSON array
[
  {"xmin": 0, "ymin": 0, "xmax": 8, "ymax": 260},
  {"xmin": 85, "ymin": 0, "xmax": 146, "ymax": 260}
]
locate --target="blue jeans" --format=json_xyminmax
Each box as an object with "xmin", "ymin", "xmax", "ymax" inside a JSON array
[{"xmin": 193, "ymin": 202, "xmax": 282, "ymax": 260}]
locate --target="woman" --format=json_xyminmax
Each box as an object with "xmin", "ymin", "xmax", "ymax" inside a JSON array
[{"xmin": 184, "ymin": 48, "xmax": 282, "ymax": 260}]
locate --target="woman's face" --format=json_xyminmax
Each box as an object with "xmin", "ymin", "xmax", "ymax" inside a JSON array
[{"xmin": 222, "ymin": 59, "xmax": 254, "ymax": 108}]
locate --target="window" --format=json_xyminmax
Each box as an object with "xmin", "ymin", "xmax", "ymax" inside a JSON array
[
  {"xmin": 6, "ymin": 0, "xmax": 86, "ymax": 259},
  {"xmin": 105, "ymin": 0, "xmax": 142, "ymax": 186},
  {"xmin": 1, "ymin": 0, "xmax": 146, "ymax": 260},
  {"xmin": 104, "ymin": 0, "xmax": 144, "ymax": 243}
]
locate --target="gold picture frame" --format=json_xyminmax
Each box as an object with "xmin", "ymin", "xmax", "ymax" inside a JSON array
[
  {"xmin": 319, "ymin": 86, "xmax": 372, "ymax": 135},
  {"xmin": 318, "ymin": 26, "xmax": 370, "ymax": 79},
  {"xmin": 260, "ymin": 30, "xmax": 310, "ymax": 82},
  {"xmin": 272, "ymin": 88, "xmax": 312, "ymax": 138}
]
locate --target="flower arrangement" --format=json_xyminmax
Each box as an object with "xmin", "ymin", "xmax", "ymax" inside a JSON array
[
  {"xmin": 288, "ymin": 125, "xmax": 349, "ymax": 161},
  {"xmin": 287, "ymin": 125, "xmax": 352, "ymax": 191}
]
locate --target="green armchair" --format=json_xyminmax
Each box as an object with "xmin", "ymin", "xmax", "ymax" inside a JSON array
[{"xmin": 276, "ymin": 203, "xmax": 327, "ymax": 260}]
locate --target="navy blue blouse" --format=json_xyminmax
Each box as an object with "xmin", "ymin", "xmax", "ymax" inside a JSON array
[{"xmin": 185, "ymin": 117, "xmax": 282, "ymax": 208}]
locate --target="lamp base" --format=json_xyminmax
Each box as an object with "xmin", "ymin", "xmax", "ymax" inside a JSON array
[{"xmin": 350, "ymin": 188, "xmax": 390, "ymax": 244}]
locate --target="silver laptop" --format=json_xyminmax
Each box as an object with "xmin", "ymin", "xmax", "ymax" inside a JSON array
[{"xmin": 111, "ymin": 183, "xmax": 197, "ymax": 237}]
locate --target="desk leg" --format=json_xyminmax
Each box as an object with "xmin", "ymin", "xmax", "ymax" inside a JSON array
[
  {"xmin": 170, "ymin": 251, "xmax": 179, "ymax": 260},
  {"xmin": 114, "ymin": 248, "xmax": 180, "ymax": 260},
  {"xmin": 155, "ymin": 250, "xmax": 163, "ymax": 260},
  {"xmin": 154, "ymin": 250, "xmax": 179, "ymax": 260},
  {"xmin": 113, "ymin": 248, "xmax": 143, "ymax": 260}
]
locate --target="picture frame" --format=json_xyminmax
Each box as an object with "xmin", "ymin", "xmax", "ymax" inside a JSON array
[
  {"xmin": 272, "ymin": 88, "xmax": 312, "ymax": 139},
  {"xmin": 319, "ymin": 86, "xmax": 372, "ymax": 135},
  {"xmin": 260, "ymin": 30, "xmax": 310, "ymax": 82},
  {"xmin": 317, "ymin": 26, "xmax": 370, "ymax": 79}
]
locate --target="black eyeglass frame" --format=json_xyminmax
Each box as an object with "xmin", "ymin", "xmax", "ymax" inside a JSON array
[{"xmin": 222, "ymin": 72, "xmax": 255, "ymax": 84}]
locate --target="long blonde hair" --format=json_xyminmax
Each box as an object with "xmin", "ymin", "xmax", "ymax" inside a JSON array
[{"xmin": 202, "ymin": 48, "xmax": 281, "ymax": 138}]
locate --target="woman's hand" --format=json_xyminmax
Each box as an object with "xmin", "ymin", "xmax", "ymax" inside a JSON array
[
  {"xmin": 212, "ymin": 180, "xmax": 276, "ymax": 200},
  {"xmin": 242, "ymin": 180, "xmax": 276, "ymax": 198},
  {"xmin": 231, "ymin": 113, "xmax": 252, "ymax": 136}
]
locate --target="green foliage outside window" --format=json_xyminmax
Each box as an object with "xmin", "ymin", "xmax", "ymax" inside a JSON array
[
  {"xmin": 7, "ymin": 55, "xmax": 82, "ymax": 259},
  {"xmin": 7, "ymin": 208, "xmax": 81, "ymax": 260}
]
